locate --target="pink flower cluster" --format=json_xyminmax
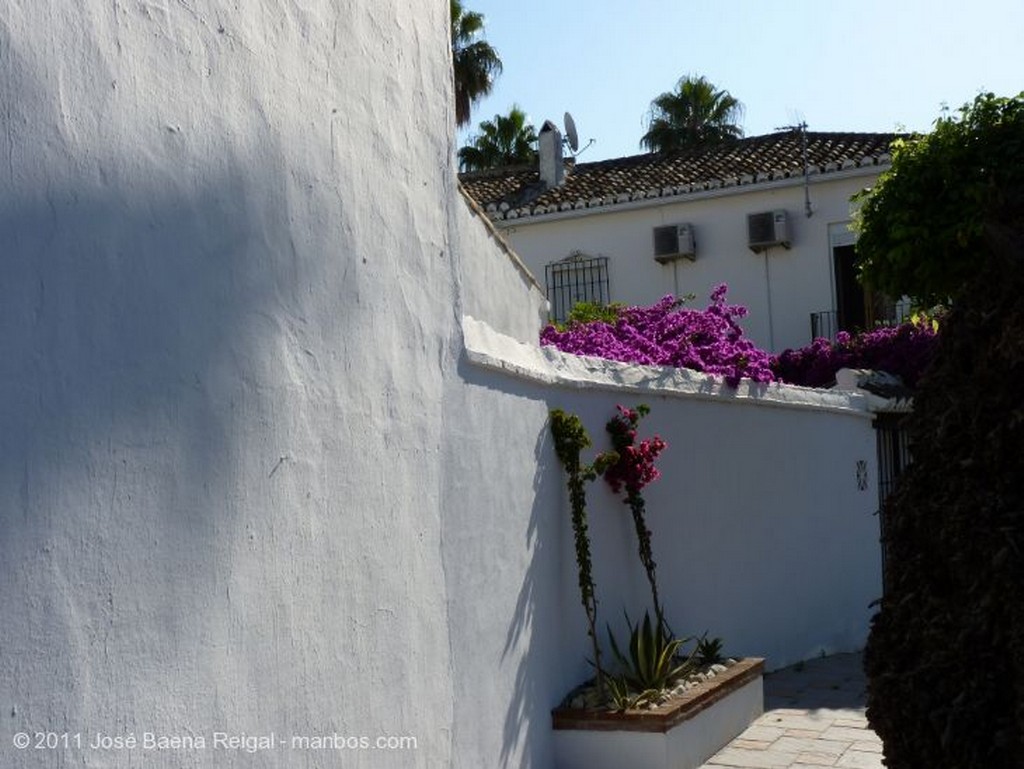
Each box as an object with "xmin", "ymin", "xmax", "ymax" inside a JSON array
[
  {"xmin": 771, "ymin": 321, "xmax": 939, "ymax": 389},
  {"xmin": 542, "ymin": 287, "xmax": 939, "ymax": 391},
  {"xmin": 540, "ymin": 285, "xmax": 776, "ymax": 388},
  {"xmin": 602, "ymin": 405, "xmax": 666, "ymax": 496}
]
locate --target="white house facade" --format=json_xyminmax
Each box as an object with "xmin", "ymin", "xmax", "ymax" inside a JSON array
[{"xmin": 461, "ymin": 131, "xmax": 900, "ymax": 353}]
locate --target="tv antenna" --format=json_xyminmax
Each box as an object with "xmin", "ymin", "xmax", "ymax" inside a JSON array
[
  {"xmin": 562, "ymin": 111, "xmax": 595, "ymax": 157},
  {"xmin": 776, "ymin": 120, "xmax": 812, "ymax": 218}
]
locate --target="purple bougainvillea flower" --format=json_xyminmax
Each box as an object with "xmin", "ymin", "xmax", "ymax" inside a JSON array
[
  {"xmin": 540, "ymin": 286, "xmax": 775, "ymax": 387},
  {"xmin": 541, "ymin": 287, "xmax": 938, "ymax": 390},
  {"xmin": 770, "ymin": 321, "xmax": 938, "ymax": 388}
]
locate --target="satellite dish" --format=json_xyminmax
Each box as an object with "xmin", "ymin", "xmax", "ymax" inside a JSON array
[{"xmin": 563, "ymin": 111, "xmax": 579, "ymax": 152}]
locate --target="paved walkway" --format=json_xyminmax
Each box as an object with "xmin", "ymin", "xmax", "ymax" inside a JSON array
[{"xmin": 699, "ymin": 652, "xmax": 884, "ymax": 769}]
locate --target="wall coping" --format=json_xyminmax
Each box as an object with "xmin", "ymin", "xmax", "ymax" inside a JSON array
[
  {"xmin": 462, "ymin": 315, "xmax": 876, "ymax": 418},
  {"xmin": 457, "ymin": 183, "xmax": 545, "ymax": 294}
]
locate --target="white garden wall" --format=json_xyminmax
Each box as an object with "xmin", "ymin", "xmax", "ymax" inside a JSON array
[
  {"xmin": 454, "ymin": 190, "xmax": 548, "ymax": 343},
  {"xmin": 444, "ymin": 321, "xmax": 884, "ymax": 767},
  {"xmin": 550, "ymin": 372, "xmax": 882, "ymax": 673}
]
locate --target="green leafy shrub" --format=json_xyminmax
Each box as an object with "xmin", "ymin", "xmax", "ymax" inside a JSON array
[
  {"xmin": 559, "ymin": 300, "xmax": 625, "ymax": 329},
  {"xmin": 854, "ymin": 92, "xmax": 1024, "ymax": 306},
  {"xmin": 863, "ymin": 225, "xmax": 1024, "ymax": 768}
]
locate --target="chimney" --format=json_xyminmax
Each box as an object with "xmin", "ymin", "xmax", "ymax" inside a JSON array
[{"xmin": 538, "ymin": 120, "xmax": 564, "ymax": 188}]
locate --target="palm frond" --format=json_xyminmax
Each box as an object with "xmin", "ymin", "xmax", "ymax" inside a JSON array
[
  {"xmin": 640, "ymin": 75, "xmax": 744, "ymax": 153},
  {"xmin": 451, "ymin": 0, "xmax": 503, "ymax": 127},
  {"xmin": 458, "ymin": 105, "xmax": 537, "ymax": 171}
]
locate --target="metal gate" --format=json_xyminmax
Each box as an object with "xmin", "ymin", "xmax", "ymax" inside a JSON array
[{"xmin": 874, "ymin": 412, "xmax": 912, "ymax": 593}]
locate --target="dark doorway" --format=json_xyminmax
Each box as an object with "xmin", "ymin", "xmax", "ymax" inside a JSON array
[{"xmin": 833, "ymin": 244, "xmax": 866, "ymax": 333}]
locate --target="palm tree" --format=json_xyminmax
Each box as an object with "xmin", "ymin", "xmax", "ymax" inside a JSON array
[
  {"xmin": 458, "ymin": 106, "xmax": 537, "ymax": 171},
  {"xmin": 451, "ymin": 0, "xmax": 503, "ymax": 128},
  {"xmin": 640, "ymin": 75, "xmax": 744, "ymax": 153}
]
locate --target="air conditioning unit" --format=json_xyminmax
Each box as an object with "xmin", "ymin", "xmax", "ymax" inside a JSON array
[
  {"xmin": 653, "ymin": 224, "xmax": 696, "ymax": 264},
  {"xmin": 747, "ymin": 210, "xmax": 790, "ymax": 252}
]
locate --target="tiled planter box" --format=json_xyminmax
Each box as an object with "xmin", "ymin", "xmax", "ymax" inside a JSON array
[{"xmin": 552, "ymin": 658, "xmax": 764, "ymax": 769}]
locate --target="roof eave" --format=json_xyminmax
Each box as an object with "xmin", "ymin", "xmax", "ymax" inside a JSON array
[{"xmin": 487, "ymin": 163, "xmax": 889, "ymax": 228}]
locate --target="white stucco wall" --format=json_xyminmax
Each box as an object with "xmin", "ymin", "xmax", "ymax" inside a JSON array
[
  {"xmin": 441, "ymin": 366, "xmax": 567, "ymax": 768},
  {"xmin": 470, "ymin": 326, "xmax": 882, "ymax": 672},
  {"xmin": 455, "ymin": 191, "xmax": 548, "ymax": 342},
  {"xmin": 1, "ymin": 2, "xmax": 460, "ymax": 766},
  {"xmin": 563, "ymin": 390, "xmax": 881, "ymax": 672},
  {"xmin": 498, "ymin": 173, "xmax": 879, "ymax": 353}
]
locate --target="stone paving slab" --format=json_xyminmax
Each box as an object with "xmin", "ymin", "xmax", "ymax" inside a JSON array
[{"xmin": 700, "ymin": 652, "xmax": 884, "ymax": 769}]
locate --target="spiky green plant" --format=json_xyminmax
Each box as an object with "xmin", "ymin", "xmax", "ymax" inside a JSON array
[
  {"xmin": 605, "ymin": 675, "xmax": 661, "ymax": 711},
  {"xmin": 608, "ymin": 610, "xmax": 696, "ymax": 694},
  {"xmin": 695, "ymin": 635, "xmax": 725, "ymax": 667}
]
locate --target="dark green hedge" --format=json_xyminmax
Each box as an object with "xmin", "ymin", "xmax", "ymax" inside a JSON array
[{"xmin": 863, "ymin": 225, "xmax": 1024, "ymax": 768}]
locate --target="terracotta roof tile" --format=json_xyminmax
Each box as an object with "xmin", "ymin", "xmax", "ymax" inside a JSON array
[{"xmin": 460, "ymin": 131, "xmax": 899, "ymax": 221}]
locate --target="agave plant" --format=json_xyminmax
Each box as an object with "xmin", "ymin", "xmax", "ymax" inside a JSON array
[
  {"xmin": 605, "ymin": 675, "xmax": 661, "ymax": 711},
  {"xmin": 608, "ymin": 610, "xmax": 696, "ymax": 694}
]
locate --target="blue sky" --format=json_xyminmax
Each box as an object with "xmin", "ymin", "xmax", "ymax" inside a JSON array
[{"xmin": 457, "ymin": 0, "xmax": 1024, "ymax": 161}]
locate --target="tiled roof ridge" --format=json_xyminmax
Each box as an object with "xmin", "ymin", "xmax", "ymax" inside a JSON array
[
  {"xmin": 459, "ymin": 129, "xmax": 902, "ymax": 223},
  {"xmin": 566, "ymin": 130, "xmax": 901, "ymax": 173},
  {"xmin": 458, "ymin": 162, "xmax": 537, "ymax": 180}
]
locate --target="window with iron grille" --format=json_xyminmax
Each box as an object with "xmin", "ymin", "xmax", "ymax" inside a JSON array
[{"xmin": 544, "ymin": 253, "xmax": 610, "ymax": 324}]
